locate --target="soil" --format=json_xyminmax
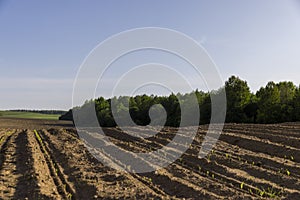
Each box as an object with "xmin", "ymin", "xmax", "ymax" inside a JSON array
[{"xmin": 0, "ymin": 118, "xmax": 299, "ymax": 199}]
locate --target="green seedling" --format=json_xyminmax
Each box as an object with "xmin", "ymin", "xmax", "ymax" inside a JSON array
[
  {"xmin": 248, "ymin": 188, "xmax": 253, "ymax": 194},
  {"xmin": 142, "ymin": 176, "xmax": 152, "ymax": 183},
  {"xmin": 266, "ymin": 187, "xmax": 281, "ymax": 198},
  {"xmin": 255, "ymin": 188, "xmax": 262, "ymax": 196},
  {"xmin": 255, "ymin": 187, "xmax": 282, "ymax": 198},
  {"xmin": 207, "ymin": 154, "xmax": 211, "ymax": 162},
  {"xmin": 67, "ymin": 193, "xmax": 72, "ymax": 199},
  {"xmin": 240, "ymin": 182, "xmax": 244, "ymax": 189},
  {"xmin": 258, "ymin": 189, "xmax": 265, "ymax": 197}
]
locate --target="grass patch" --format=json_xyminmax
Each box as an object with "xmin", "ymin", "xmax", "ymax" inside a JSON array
[{"xmin": 0, "ymin": 111, "xmax": 60, "ymax": 120}]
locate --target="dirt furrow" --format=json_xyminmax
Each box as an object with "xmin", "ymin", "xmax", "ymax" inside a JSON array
[
  {"xmin": 223, "ymin": 126, "xmax": 300, "ymax": 149},
  {"xmin": 208, "ymin": 151, "xmax": 300, "ymax": 193},
  {"xmin": 0, "ymin": 130, "xmax": 45, "ymax": 199},
  {"xmin": 217, "ymin": 132, "xmax": 300, "ymax": 163},
  {"xmin": 0, "ymin": 131, "xmax": 18, "ymax": 198},
  {"xmin": 223, "ymin": 124, "xmax": 300, "ymax": 138},
  {"xmin": 27, "ymin": 130, "xmax": 63, "ymax": 199},
  {"xmin": 12, "ymin": 130, "xmax": 48, "ymax": 199},
  {"xmin": 115, "ymin": 129, "xmax": 297, "ymax": 198},
  {"xmin": 34, "ymin": 130, "xmax": 77, "ymax": 199},
  {"xmin": 211, "ymin": 141, "xmax": 300, "ymax": 179},
  {"xmin": 103, "ymin": 130, "xmax": 257, "ymax": 199},
  {"xmin": 103, "ymin": 125, "xmax": 300, "ymax": 198},
  {"xmin": 41, "ymin": 129, "xmax": 165, "ymax": 199}
]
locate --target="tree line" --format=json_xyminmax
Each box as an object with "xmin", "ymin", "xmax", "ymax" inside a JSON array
[{"xmin": 60, "ymin": 76, "xmax": 300, "ymax": 126}]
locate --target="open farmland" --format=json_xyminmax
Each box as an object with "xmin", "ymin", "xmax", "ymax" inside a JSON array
[
  {"xmin": 0, "ymin": 118, "xmax": 299, "ymax": 199},
  {"xmin": 0, "ymin": 111, "xmax": 61, "ymax": 120}
]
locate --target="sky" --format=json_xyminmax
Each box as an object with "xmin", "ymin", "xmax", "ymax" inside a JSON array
[{"xmin": 0, "ymin": 0, "xmax": 300, "ymax": 110}]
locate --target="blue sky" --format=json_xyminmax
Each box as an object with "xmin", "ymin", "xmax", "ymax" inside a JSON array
[{"xmin": 0, "ymin": 0, "xmax": 300, "ymax": 110}]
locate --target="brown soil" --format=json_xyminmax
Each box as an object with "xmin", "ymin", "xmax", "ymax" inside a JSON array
[
  {"xmin": 0, "ymin": 118, "xmax": 74, "ymax": 130},
  {"xmin": 0, "ymin": 118, "xmax": 299, "ymax": 199}
]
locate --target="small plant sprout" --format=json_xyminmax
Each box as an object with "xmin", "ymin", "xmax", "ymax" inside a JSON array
[
  {"xmin": 266, "ymin": 187, "xmax": 281, "ymax": 198},
  {"xmin": 290, "ymin": 155, "xmax": 294, "ymax": 161},
  {"xmin": 179, "ymin": 157, "xmax": 183, "ymax": 163},
  {"xmin": 248, "ymin": 188, "xmax": 253, "ymax": 194},
  {"xmin": 207, "ymin": 154, "xmax": 211, "ymax": 162},
  {"xmin": 260, "ymin": 190, "xmax": 265, "ymax": 197},
  {"xmin": 211, "ymin": 174, "xmax": 215, "ymax": 179},
  {"xmin": 67, "ymin": 193, "xmax": 72, "ymax": 199},
  {"xmin": 253, "ymin": 187, "xmax": 282, "ymax": 198},
  {"xmin": 286, "ymin": 169, "xmax": 291, "ymax": 176},
  {"xmin": 142, "ymin": 176, "xmax": 152, "ymax": 183},
  {"xmin": 240, "ymin": 182, "xmax": 244, "ymax": 189},
  {"xmin": 257, "ymin": 189, "xmax": 265, "ymax": 197}
]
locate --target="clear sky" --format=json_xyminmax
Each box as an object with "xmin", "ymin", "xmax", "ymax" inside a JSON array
[{"xmin": 0, "ymin": 0, "xmax": 300, "ymax": 110}]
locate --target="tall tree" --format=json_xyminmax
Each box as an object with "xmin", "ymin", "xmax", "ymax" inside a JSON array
[
  {"xmin": 256, "ymin": 82, "xmax": 281, "ymax": 123},
  {"xmin": 225, "ymin": 76, "xmax": 251, "ymax": 122},
  {"xmin": 243, "ymin": 94, "xmax": 258, "ymax": 123},
  {"xmin": 293, "ymin": 86, "xmax": 300, "ymax": 121},
  {"xmin": 277, "ymin": 82, "xmax": 296, "ymax": 122}
]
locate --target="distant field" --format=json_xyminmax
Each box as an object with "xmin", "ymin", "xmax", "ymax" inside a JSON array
[{"xmin": 0, "ymin": 111, "xmax": 60, "ymax": 120}]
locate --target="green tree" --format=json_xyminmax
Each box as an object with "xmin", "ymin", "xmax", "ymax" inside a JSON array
[
  {"xmin": 293, "ymin": 86, "xmax": 300, "ymax": 121},
  {"xmin": 199, "ymin": 94, "xmax": 211, "ymax": 125},
  {"xmin": 256, "ymin": 82, "xmax": 281, "ymax": 123},
  {"xmin": 243, "ymin": 94, "xmax": 258, "ymax": 123},
  {"xmin": 225, "ymin": 76, "xmax": 251, "ymax": 122},
  {"xmin": 95, "ymin": 97, "xmax": 115, "ymax": 126},
  {"xmin": 277, "ymin": 82, "xmax": 296, "ymax": 122},
  {"xmin": 60, "ymin": 77, "xmax": 300, "ymax": 126}
]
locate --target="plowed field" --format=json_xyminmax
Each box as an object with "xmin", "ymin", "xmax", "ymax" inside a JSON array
[{"xmin": 0, "ymin": 118, "xmax": 299, "ymax": 199}]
